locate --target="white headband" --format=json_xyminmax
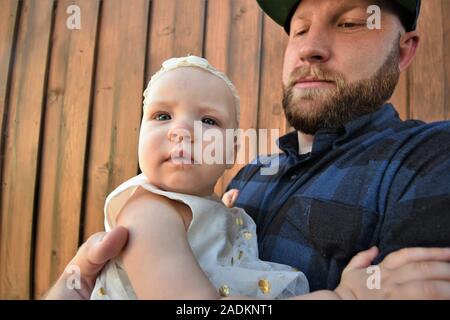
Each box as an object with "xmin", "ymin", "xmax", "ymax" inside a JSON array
[{"xmin": 143, "ymin": 55, "xmax": 240, "ymax": 125}]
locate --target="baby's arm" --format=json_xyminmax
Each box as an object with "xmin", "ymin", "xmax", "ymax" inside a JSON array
[{"xmin": 117, "ymin": 187, "xmax": 220, "ymax": 299}]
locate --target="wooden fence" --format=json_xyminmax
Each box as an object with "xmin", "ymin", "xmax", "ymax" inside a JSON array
[{"xmin": 0, "ymin": 0, "xmax": 449, "ymax": 299}]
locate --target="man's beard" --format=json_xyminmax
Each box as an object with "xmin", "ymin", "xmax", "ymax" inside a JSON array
[{"xmin": 282, "ymin": 46, "xmax": 400, "ymax": 135}]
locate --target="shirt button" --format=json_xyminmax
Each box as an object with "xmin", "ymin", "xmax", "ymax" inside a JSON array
[{"xmin": 290, "ymin": 174, "xmax": 297, "ymax": 180}]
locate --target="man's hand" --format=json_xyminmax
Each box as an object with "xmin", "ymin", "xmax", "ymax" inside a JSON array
[
  {"xmin": 44, "ymin": 226, "xmax": 128, "ymax": 299},
  {"xmin": 335, "ymin": 247, "xmax": 450, "ymax": 299}
]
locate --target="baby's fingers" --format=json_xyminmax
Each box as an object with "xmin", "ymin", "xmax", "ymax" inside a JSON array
[
  {"xmin": 222, "ymin": 189, "xmax": 239, "ymax": 208},
  {"xmin": 381, "ymin": 248, "xmax": 450, "ymax": 270}
]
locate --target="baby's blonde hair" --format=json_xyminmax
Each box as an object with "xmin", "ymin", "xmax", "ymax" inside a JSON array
[{"xmin": 143, "ymin": 55, "xmax": 240, "ymax": 126}]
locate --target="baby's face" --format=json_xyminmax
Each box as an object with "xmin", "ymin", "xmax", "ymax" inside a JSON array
[{"xmin": 139, "ymin": 67, "xmax": 238, "ymax": 196}]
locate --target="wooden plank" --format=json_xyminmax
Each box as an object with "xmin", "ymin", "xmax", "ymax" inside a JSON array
[
  {"xmin": 225, "ymin": 0, "xmax": 262, "ymax": 190},
  {"xmin": 409, "ymin": 0, "xmax": 446, "ymax": 122},
  {"xmin": 147, "ymin": 0, "xmax": 206, "ymax": 80},
  {"xmin": 257, "ymin": 13, "xmax": 288, "ymax": 155},
  {"xmin": 207, "ymin": 0, "xmax": 262, "ymax": 192},
  {"xmin": 204, "ymin": 0, "xmax": 232, "ymax": 196},
  {"xmin": 0, "ymin": 0, "xmax": 20, "ymax": 172},
  {"xmin": 146, "ymin": 0, "xmax": 207, "ymax": 186},
  {"xmin": 33, "ymin": 0, "xmax": 101, "ymax": 299},
  {"xmin": 0, "ymin": 0, "xmax": 54, "ymax": 299},
  {"xmin": 389, "ymin": 69, "xmax": 409, "ymax": 120},
  {"xmin": 443, "ymin": 0, "xmax": 450, "ymax": 120},
  {"xmin": 83, "ymin": 0, "xmax": 149, "ymax": 241}
]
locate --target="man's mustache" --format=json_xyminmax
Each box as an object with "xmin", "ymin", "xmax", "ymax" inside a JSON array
[{"xmin": 287, "ymin": 66, "xmax": 346, "ymax": 88}]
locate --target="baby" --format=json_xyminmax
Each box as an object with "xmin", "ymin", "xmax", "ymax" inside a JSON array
[{"xmin": 90, "ymin": 56, "xmax": 377, "ymax": 300}]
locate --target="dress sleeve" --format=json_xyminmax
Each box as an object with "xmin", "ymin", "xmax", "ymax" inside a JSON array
[{"xmin": 103, "ymin": 175, "xmax": 147, "ymax": 231}]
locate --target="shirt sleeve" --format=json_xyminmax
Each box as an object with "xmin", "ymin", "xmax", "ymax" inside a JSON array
[{"xmin": 376, "ymin": 124, "xmax": 450, "ymax": 262}]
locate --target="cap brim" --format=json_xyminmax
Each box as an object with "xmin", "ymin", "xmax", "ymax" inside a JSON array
[{"xmin": 257, "ymin": 0, "xmax": 420, "ymax": 33}]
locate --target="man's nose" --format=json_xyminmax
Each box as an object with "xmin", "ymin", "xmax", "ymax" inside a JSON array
[
  {"xmin": 297, "ymin": 25, "xmax": 331, "ymax": 64},
  {"xmin": 167, "ymin": 124, "xmax": 194, "ymax": 143}
]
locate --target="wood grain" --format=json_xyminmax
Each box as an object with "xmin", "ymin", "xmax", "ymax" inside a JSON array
[
  {"xmin": 33, "ymin": 0, "xmax": 101, "ymax": 299},
  {"xmin": 82, "ymin": 0, "xmax": 149, "ymax": 243},
  {"xmin": 0, "ymin": 0, "xmax": 55, "ymax": 299}
]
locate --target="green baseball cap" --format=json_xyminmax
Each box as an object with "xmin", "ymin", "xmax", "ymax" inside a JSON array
[{"xmin": 257, "ymin": 0, "xmax": 421, "ymax": 34}]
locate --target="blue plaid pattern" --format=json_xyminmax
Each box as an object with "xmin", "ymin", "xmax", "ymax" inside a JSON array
[{"xmin": 227, "ymin": 104, "xmax": 450, "ymax": 291}]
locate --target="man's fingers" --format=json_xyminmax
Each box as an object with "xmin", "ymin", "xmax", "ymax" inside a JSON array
[
  {"xmin": 343, "ymin": 247, "xmax": 379, "ymax": 273},
  {"xmin": 381, "ymin": 248, "xmax": 450, "ymax": 269},
  {"xmin": 389, "ymin": 261, "xmax": 450, "ymax": 284},
  {"xmin": 222, "ymin": 189, "xmax": 239, "ymax": 208},
  {"xmin": 390, "ymin": 280, "xmax": 450, "ymax": 300},
  {"xmin": 88, "ymin": 226, "xmax": 128, "ymax": 265},
  {"xmin": 69, "ymin": 227, "xmax": 128, "ymax": 279}
]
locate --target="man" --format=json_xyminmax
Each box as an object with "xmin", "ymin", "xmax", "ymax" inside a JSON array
[{"xmin": 46, "ymin": 0, "xmax": 450, "ymax": 299}]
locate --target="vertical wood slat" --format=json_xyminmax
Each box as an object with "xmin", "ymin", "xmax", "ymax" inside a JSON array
[
  {"xmin": 0, "ymin": 0, "xmax": 55, "ymax": 299},
  {"xmin": 33, "ymin": 0, "xmax": 101, "ymax": 299},
  {"xmin": 82, "ymin": 0, "xmax": 150, "ymax": 241},
  {"xmin": 390, "ymin": 71, "xmax": 409, "ymax": 120},
  {"xmin": 0, "ymin": 0, "xmax": 20, "ymax": 168},
  {"xmin": 147, "ymin": 0, "xmax": 206, "ymax": 80},
  {"xmin": 204, "ymin": 0, "xmax": 232, "ymax": 196},
  {"xmin": 442, "ymin": 0, "xmax": 450, "ymax": 120},
  {"xmin": 205, "ymin": 0, "xmax": 263, "ymax": 194},
  {"xmin": 257, "ymin": 14, "xmax": 289, "ymax": 155},
  {"xmin": 410, "ymin": 0, "xmax": 446, "ymax": 121}
]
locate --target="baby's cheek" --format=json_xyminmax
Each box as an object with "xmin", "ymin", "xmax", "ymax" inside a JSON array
[{"xmin": 138, "ymin": 142, "xmax": 156, "ymax": 175}]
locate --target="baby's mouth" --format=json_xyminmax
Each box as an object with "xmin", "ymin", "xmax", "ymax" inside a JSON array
[{"xmin": 168, "ymin": 148, "xmax": 195, "ymax": 165}]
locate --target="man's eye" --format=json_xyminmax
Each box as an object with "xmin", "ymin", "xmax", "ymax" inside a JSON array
[
  {"xmin": 201, "ymin": 117, "xmax": 218, "ymax": 126},
  {"xmin": 338, "ymin": 22, "xmax": 364, "ymax": 29},
  {"xmin": 154, "ymin": 113, "xmax": 171, "ymax": 121},
  {"xmin": 293, "ymin": 29, "xmax": 308, "ymax": 37}
]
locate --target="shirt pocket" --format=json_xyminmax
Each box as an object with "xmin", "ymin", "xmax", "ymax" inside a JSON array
[{"xmin": 285, "ymin": 196, "xmax": 380, "ymax": 260}]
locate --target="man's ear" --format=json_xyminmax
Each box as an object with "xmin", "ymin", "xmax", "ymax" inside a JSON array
[{"xmin": 399, "ymin": 31, "xmax": 419, "ymax": 72}]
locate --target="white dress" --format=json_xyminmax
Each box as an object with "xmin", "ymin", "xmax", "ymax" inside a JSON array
[{"xmin": 90, "ymin": 174, "xmax": 309, "ymax": 299}]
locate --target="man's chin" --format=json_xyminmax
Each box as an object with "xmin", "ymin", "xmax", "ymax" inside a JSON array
[
  {"xmin": 289, "ymin": 96, "xmax": 330, "ymax": 116},
  {"xmin": 291, "ymin": 87, "xmax": 334, "ymax": 100}
]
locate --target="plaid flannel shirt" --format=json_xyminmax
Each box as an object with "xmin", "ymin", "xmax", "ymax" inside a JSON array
[{"xmin": 227, "ymin": 104, "xmax": 450, "ymax": 291}]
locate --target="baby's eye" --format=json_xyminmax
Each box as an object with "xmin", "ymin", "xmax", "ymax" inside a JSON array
[
  {"xmin": 154, "ymin": 113, "xmax": 171, "ymax": 121},
  {"xmin": 201, "ymin": 117, "xmax": 218, "ymax": 126}
]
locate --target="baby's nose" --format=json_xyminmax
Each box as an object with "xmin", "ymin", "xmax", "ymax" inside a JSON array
[{"xmin": 167, "ymin": 126, "xmax": 193, "ymax": 143}]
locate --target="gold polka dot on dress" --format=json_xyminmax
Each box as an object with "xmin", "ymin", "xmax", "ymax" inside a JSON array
[
  {"xmin": 219, "ymin": 285, "xmax": 230, "ymax": 297},
  {"xmin": 258, "ymin": 279, "xmax": 271, "ymax": 294},
  {"xmin": 243, "ymin": 231, "xmax": 252, "ymax": 240},
  {"xmin": 97, "ymin": 287, "xmax": 106, "ymax": 296}
]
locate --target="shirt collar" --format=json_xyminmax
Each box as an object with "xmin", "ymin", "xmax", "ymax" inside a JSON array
[{"xmin": 277, "ymin": 103, "xmax": 402, "ymax": 159}]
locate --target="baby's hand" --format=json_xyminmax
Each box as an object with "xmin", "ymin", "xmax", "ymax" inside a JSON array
[
  {"xmin": 335, "ymin": 247, "xmax": 450, "ymax": 299},
  {"xmin": 222, "ymin": 189, "xmax": 239, "ymax": 208}
]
